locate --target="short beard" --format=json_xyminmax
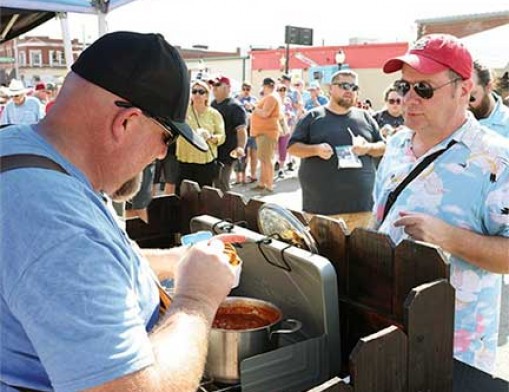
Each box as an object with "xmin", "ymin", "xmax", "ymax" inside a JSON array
[
  {"xmin": 110, "ymin": 172, "xmax": 143, "ymax": 203},
  {"xmin": 469, "ymin": 93, "xmax": 492, "ymax": 120},
  {"xmin": 334, "ymin": 96, "xmax": 355, "ymax": 110}
]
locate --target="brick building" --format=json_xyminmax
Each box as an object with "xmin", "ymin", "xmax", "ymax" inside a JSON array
[
  {"xmin": 0, "ymin": 36, "xmax": 82, "ymax": 86},
  {"xmin": 250, "ymin": 42, "xmax": 409, "ymax": 110}
]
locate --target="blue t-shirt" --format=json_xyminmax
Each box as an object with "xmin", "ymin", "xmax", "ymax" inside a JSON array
[
  {"xmin": 304, "ymin": 95, "xmax": 329, "ymax": 111},
  {"xmin": 0, "ymin": 97, "xmax": 45, "ymax": 125},
  {"xmin": 478, "ymin": 93, "xmax": 509, "ymax": 138},
  {"xmin": 0, "ymin": 125, "xmax": 159, "ymax": 391}
]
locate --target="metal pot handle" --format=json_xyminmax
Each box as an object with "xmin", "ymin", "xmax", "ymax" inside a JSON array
[{"xmin": 269, "ymin": 319, "xmax": 302, "ymax": 340}]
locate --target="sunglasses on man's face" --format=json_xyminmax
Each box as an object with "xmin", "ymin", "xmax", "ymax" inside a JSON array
[
  {"xmin": 242, "ymin": 87, "xmax": 251, "ymax": 91},
  {"xmin": 388, "ymin": 98, "xmax": 401, "ymax": 105},
  {"xmin": 277, "ymin": 88, "xmax": 287, "ymax": 92},
  {"xmin": 192, "ymin": 89, "xmax": 207, "ymax": 95},
  {"xmin": 395, "ymin": 78, "xmax": 462, "ymax": 100},
  {"xmin": 332, "ymin": 82, "xmax": 359, "ymax": 92},
  {"xmin": 114, "ymin": 100, "xmax": 177, "ymax": 146}
]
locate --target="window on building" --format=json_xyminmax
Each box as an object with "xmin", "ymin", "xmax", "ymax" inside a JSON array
[
  {"xmin": 29, "ymin": 50, "xmax": 42, "ymax": 67},
  {"xmin": 19, "ymin": 51, "xmax": 26, "ymax": 66},
  {"xmin": 49, "ymin": 50, "xmax": 64, "ymax": 67}
]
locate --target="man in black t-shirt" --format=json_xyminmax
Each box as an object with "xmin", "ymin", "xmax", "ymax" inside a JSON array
[
  {"xmin": 211, "ymin": 75, "xmax": 247, "ymax": 192},
  {"xmin": 372, "ymin": 85, "xmax": 404, "ymax": 139},
  {"xmin": 288, "ymin": 70, "xmax": 385, "ymax": 219}
]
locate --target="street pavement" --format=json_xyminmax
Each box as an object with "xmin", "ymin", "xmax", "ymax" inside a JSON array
[
  {"xmin": 229, "ymin": 166, "xmax": 302, "ymax": 211},
  {"xmin": 229, "ymin": 165, "xmax": 509, "ymax": 381}
]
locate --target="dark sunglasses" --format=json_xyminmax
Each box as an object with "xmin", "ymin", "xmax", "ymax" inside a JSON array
[
  {"xmin": 388, "ymin": 98, "xmax": 401, "ymax": 105},
  {"xmin": 277, "ymin": 88, "xmax": 287, "ymax": 92},
  {"xmin": 242, "ymin": 87, "xmax": 251, "ymax": 91},
  {"xmin": 114, "ymin": 101, "xmax": 177, "ymax": 146},
  {"xmin": 212, "ymin": 83, "xmax": 222, "ymax": 87},
  {"xmin": 395, "ymin": 78, "xmax": 462, "ymax": 100},
  {"xmin": 191, "ymin": 89, "xmax": 207, "ymax": 95},
  {"xmin": 13, "ymin": 94, "xmax": 22, "ymax": 98},
  {"xmin": 332, "ymin": 82, "xmax": 359, "ymax": 92}
]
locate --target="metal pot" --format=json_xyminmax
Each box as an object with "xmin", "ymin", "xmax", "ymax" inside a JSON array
[{"xmin": 206, "ymin": 296, "xmax": 302, "ymax": 384}]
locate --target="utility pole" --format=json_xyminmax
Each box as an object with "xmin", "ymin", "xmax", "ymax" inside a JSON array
[
  {"xmin": 13, "ymin": 38, "xmax": 19, "ymax": 79},
  {"xmin": 285, "ymin": 43, "xmax": 290, "ymax": 74}
]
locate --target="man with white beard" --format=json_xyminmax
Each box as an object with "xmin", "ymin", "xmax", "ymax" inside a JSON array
[{"xmin": 0, "ymin": 32, "xmax": 235, "ymax": 392}]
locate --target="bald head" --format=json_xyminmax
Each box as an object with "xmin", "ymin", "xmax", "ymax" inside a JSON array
[
  {"xmin": 49, "ymin": 72, "xmax": 118, "ymax": 126},
  {"xmin": 37, "ymin": 72, "xmax": 155, "ymax": 198}
]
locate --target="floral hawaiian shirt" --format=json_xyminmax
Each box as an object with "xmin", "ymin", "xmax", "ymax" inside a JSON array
[{"xmin": 372, "ymin": 114, "xmax": 509, "ymax": 373}]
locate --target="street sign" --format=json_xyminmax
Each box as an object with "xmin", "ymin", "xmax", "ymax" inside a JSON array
[{"xmin": 285, "ymin": 26, "xmax": 313, "ymax": 46}]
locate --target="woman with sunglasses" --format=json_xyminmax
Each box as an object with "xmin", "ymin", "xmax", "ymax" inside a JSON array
[
  {"xmin": 373, "ymin": 85, "xmax": 405, "ymax": 140},
  {"xmin": 176, "ymin": 80, "xmax": 225, "ymax": 190}
]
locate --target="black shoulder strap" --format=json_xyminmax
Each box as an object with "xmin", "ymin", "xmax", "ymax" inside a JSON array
[
  {"xmin": 381, "ymin": 140, "xmax": 457, "ymax": 223},
  {"xmin": 0, "ymin": 154, "xmax": 69, "ymax": 175}
]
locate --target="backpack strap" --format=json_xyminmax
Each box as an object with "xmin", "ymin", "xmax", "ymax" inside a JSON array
[
  {"xmin": 381, "ymin": 140, "xmax": 457, "ymax": 223},
  {"xmin": 0, "ymin": 154, "xmax": 69, "ymax": 175}
]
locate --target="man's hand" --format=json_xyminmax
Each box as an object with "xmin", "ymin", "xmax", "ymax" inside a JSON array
[
  {"xmin": 393, "ymin": 211, "xmax": 509, "ymax": 274},
  {"xmin": 393, "ymin": 211, "xmax": 453, "ymax": 248},
  {"xmin": 316, "ymin": 143, "xmax": 334, "ymax": 160},
  {"xmin": 230, "ymin": 146, "xmax": 245, "ymax": 159},
  {"xmin": 173, "ymin": 240, "xmax": 234, "ymax": 322},
  {"xmin": 351, "ymin": 135, "xmax": 370, "ymax": 156}
]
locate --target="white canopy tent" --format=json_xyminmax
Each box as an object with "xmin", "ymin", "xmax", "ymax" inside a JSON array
[{"xmin": 1, "ymin": 0, "xmax": 137, "ymax": 70}]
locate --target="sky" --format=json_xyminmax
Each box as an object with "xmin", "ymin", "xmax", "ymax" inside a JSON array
[{"xmin": 28, "ymin": 0, "xmax": 509, "ymax": 67}]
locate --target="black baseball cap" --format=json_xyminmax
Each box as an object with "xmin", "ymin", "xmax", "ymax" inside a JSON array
[
  {"xmin": 279, "ymin": 74, "xmax": 291, "ymax": 82},
  {"xmin": 262, "ymin": 77, "xmax": 276, "ymax": 86},
  {"xmin": 71, "ymin": 31, "xmax": 208, "ymax": 152}
]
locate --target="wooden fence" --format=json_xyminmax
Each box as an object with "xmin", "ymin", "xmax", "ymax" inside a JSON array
[{"xmin": 126, "ymin": 181, "xmax": 455, "ymax": 392}]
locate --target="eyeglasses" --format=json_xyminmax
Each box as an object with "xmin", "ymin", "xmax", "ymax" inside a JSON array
[
  {"xmin": 388, "ymin": 98, "xmax": 401, "ymax": 105},
  {"xmin": 212, "ymin": 83, "xmax": 222, "ymax": 87},
  {"xmin": 395, "ymin": 78, "xmax": 462, "ymax": 100},
  {"xmin": 332, "ymin": 82, "xmax": 359, "ymax": 92},
  {"xmin": 191, "ymin": 89, "xmax": 207, "ymax": 95},
  {"xmin": 242, "ymin": 87, "xmax": 251, "ymax": 91},
  {"xmin": 12, "ymin": 94, "xmax": 22, "ymax": 98},
  {"xmin": 114, "ymin": 101, "xmax": 177, "ymax": 146},
  {"xmin": 277, "ymin": 88, "xmax": 287, "ymax": 92}
]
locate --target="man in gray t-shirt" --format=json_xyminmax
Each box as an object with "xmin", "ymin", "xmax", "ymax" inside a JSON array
[{"xmin": 288, "ymin": 70, "xmax": 385, "ymax": 215}]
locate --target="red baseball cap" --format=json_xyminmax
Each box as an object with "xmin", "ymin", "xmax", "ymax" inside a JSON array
[
  {"xmin": 383, "ymin": 34, "xmax": 472, "ymax": 80},
  {"xmin": 35, "ymin": 82, "xmax": 46, "ymax": 91},
  {"xmin": 211, "ymin": 75, "xmax": 231, "ymax": 86}
]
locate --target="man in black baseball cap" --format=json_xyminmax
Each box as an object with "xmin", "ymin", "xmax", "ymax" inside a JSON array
[
  {"xmin": 71, "ymin": 31, "xmax": 207, "ymax": 152},
  {"xmin": 0, "ymin": 31, "xmax": 235, "ymax": 391}
]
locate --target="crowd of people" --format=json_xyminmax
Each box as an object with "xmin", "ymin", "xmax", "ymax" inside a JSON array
[
  {"xmin": 0, "ymin": 78, "xmax": 60, "ymax": 124},
  {"xmin": 0, "ymin": 30, "xmax": 508, "ymax": 391}
]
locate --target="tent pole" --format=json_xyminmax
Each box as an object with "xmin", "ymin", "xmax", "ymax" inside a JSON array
[
  {"xmin": 97, "ymin": 12, "xmax": 108, "ymax": 37},
  {"xmin": 57, "ymin": 12, "xmax": 74, "ymax": 71}
]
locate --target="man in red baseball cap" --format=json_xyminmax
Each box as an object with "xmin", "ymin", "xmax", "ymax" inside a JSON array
[{"xmin": 373, "ymin": 34, "xmax": 509, "ymax": 374}]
